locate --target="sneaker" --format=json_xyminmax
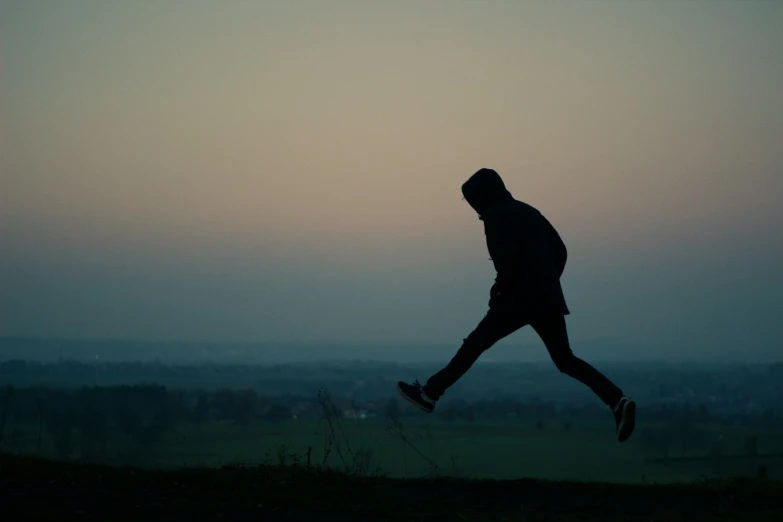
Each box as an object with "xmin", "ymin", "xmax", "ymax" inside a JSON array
[
  {"xmin": 613, "ymin": 397, "xmax": 636, "ymax": 442},
  {"xmin": 396, "ymin": 379, "xmax": 437, "ymax": 413}
]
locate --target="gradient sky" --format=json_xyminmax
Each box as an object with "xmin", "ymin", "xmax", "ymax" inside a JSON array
[{"xmin": 1, "ymin": 0, "xmax": 781, "ymax": 360}]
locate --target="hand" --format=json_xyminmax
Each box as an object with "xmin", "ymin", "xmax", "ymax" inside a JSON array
[{"xmin": 488, "ymin": 289, "xmax": 504, "ymax": 309}]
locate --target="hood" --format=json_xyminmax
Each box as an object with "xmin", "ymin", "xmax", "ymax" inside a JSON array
[{"xmin": 461, "ymin": 168, "xmax": 513, "ymax": 218}]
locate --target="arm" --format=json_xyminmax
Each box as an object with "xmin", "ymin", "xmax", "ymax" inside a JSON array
[
  {"xmin": 485, "ymin": 216, "xmax": 523, "ymax": 297},
  {"xmin": 543, "ymin": 216, "xmax": 567, "ymax": 277}
]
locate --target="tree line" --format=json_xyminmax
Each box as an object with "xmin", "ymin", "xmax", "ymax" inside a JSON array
[{"xmin": 1, "ymin": 384, "xmax": 780, "ymax": 466}]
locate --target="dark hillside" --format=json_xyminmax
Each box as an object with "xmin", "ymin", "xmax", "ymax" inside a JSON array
[{"xmin": 1, "ymin": 453, "xmax": 781, "ymax": 521}]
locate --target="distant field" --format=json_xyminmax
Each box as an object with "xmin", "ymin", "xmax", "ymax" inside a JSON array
[{"xmin": 4, "ymin": 415, "xmax": 783, "ymax": 484}]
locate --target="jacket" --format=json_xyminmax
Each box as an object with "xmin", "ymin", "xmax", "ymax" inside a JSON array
[{"xmin": 461, "ymin": 168, "xmax": 570, "ymax": 318}]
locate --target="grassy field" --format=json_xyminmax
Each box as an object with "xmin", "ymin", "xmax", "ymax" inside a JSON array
[
  {"xmin": 2, "ymin": 452, "xmax": 782, "ymax": 522},
  {"xmin": 4, "ymin": 414, "xmax": 783, "ymax": 484}
]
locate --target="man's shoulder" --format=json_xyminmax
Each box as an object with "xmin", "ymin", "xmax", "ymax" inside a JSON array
[
  {"xmin": 484, "ymin": 200, "xmax": 541, "ymax": 228},
  {"xmin": 508, "ymin": 199, "xmax": 543, "ymax": 221},
  {"xmin": 511, "ymin": 198, "xmax": 540, "ymax": 213}
]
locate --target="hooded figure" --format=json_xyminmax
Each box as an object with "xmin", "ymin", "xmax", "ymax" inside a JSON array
[
  {"xmin": 461, "ymin": 168, "xmax": 569, "ymax": 318},
  {"xmin": 396, "ymin": 168, "xmax": 636, "ymax": 444}
]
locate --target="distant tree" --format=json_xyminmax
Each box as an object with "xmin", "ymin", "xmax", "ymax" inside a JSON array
[
  {"xmin": 147, "ymin": 403, "xmax": 172, "ymax": 439},
  {"xmin": 745, "ymin": 436, "xmax": 759, "ymax": 458},
  {"xmin": 695, "ymin": 403, "xmax": 711, "ymax": 422},
  {"xmin": 536, "ymin": 419, "xmax": 545, "ymax": 430},
  {"xmin": 0, "ymin": 360, "xmax": 26, "ymax": 376},
  {"xmin": 115, "ymin": 403, "xmax": 141, "ymax": 441},
  {"xmin": 473, "ymin": 399, "xmax": 491, "ymax": 419},
  {"xmin": 77, "ymin": 408, "xmax": 108, "ymax": 462},
  {"xmin": 665, "ymin": 412, "xmax": 707, "ymax": 457},
  {"xmin": 564, "ymin": 420, "xmax": 573, "ymax": 433},
  {"xmin": 383, "ymin": 398, "xmax": 400, "ymax": 421},
  {"xmin": 0, "ymin": 386, "xmax": 14, "ymax": 448},
  {"xmin": 710, "ymin": 439, "xmax": 724, "ymax": 475},
  {"xmin": 190, "ymin": 392, "xmax": 210, "ymax": 423},
  {"xmin": 263, "ymin": 403, "xmax": 290, "ymax": 423},
  {"xmin": 234, "ymin": 390, "xmax": 260, "ymax": 426},
  {"xmin": 212, "ymin": 389, "xmax": 237, "ymax": 421},
  {"xmin": 54, "ymin": 424, "xmax": 73, "ymax": 460},
  {"xmin": 449, "ymin": 398, "xmax": 468, "ymax": 415},
  {"xmin": 438, "ymin": 408, "xmax": 456, "ymax": 424},
  {"xmin": 637, "ymin": 427, "xmax": 672, "ymax": 460},
  {"xmin": 165, "ymin": 389, "xmax": 190, "ymax": 424},
  {"xmin": 761, "ymin": 409, "xmax": 778, "ymax": 429},
  {"xmin": 122, "ymin": 385, "xmax": 169, "ymax": 425},
  {"xmin": 44, "ymin": 408, "xmax": 65, "ymax": 437},
  {"xmin": 129, "ymin": 400, "xmax": 171, "ymax": 451},
  {"xmin": 637, "ymin": 427, "xmax": 660, "ymax": 458}
]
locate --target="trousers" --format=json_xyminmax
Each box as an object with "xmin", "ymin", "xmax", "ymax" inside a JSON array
[{"xmin": 424, "ymin": 309, "xmax": 624, "ymax": 408}]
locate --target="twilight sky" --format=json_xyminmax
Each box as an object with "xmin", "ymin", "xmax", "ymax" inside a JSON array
[{"xmin": 1, "ymin": 0, "xmax": 781, "ymax": 361}]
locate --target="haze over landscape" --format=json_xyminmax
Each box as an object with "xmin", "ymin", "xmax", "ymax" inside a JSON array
[
  {"xmin": 4, "ymin": 7, "xmax": 783, "ymax": 518},
  {"xmin": 2, "ymin": 0, "xmax": 782, "ymax": 362}
]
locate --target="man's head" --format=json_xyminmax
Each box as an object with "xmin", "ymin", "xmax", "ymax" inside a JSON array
[{"xmin": 461, "ymin": 168, "xmax": 513, "ymax": 218}]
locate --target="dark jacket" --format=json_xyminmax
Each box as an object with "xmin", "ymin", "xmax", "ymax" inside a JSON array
[{"xmin": 461, "ymin": 168, "xmax": 570, "ymax": 318}]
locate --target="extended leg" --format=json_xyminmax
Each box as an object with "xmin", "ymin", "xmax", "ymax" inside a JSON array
[
  {"xmin": 531, "ymin": 314, "xmax": 635, "ymax": 442},
  {"xmin": 423, "ymin": 308, "xmax": 527, "ymax": 400},
  {"xmin": 531, "ymin": 314, "xmax": 623, "ymax": 408}
]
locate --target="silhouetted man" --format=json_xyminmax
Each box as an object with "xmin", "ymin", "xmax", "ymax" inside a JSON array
[{"xmin": 397, "ymin": 168, "xmax": 636, "ymax": 442}]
